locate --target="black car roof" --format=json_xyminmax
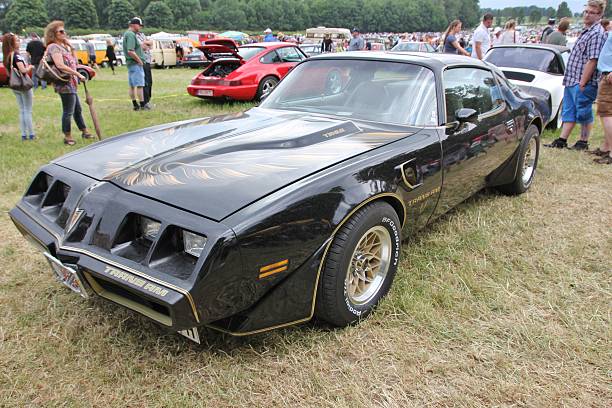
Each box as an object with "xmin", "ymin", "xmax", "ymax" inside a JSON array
[
  {"xmin": 490, "ymin": 43, "xmax": 570, "ymax": 55},
  {"xmin": 310, "ymin": 51, "xmax": 490, "ymax": 71}
]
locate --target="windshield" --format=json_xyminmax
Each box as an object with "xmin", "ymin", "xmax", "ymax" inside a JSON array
[
  {"xmin": 485, "ymin": 47, "xmax": 561, "ymax": 74},
  {"xmin": 391, "ymin": 43, "xmax": 420, "ymax": 52},
  {"xmin": 260, "ymin": 59, "xmax": 438, "ymax": 126},
  {"xmin": 238, "ymin": 46, "xmax": 265, "ymax": 60}
]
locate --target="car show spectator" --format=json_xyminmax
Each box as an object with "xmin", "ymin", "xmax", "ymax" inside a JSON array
[
  {"xmin": 541, "ymin": 18, "xmax": 556, "ymax": 42},
  {"xmin": 592, "ymin": 31, "xmax": 612, "ymax": 164},
  {"xmin": 348, "ymin": 28, "xmax": 365, "ymax": 51},
  {"xmin": 442, "ymin": 20, "xmax": 470, "ymax": 56},
  {"xmin": 44, "ymin": 21, "xmax": 92, "ymax": 146},
  {"xmin": 3, "ymin": 32, "xmax": 35, "ymax": 141},
  {"xmin": 547, "ymin": 0, "xmax": 607, "ymax": 151},
  {"xmin": 492, "ymin": 27, "xmax": 503, "ymax": 45},
  {"xmin": 25, "ymin": 33, "xmax": 46, "ymax": 90},
  {"xmin": 500, "ymin": 20, "xmax": 518, "ymax": 44},
  {"xmin": 84, "ymin": 39, "xmax": 98, "ymax": 70},
  {"xmin": 263, "ymin": 28, "xmax": 276, "ymax": 42},
  {"xmin": 105, "ymin": 39, "xmax": 117, "ymax": 75},
  {"xmin": 123, "ymin": 17, "xmax": 147, "ymax": 111},
  {"xmin": 471, "ymin": 13, "xmax": 493, "ymax": 59},
  {"xmin": 545, "ymin": 18, "xmax": 571, "ymax": 47},
  {"xmin": 321, "ymin": 34, "xmax": 333, "ymax": 53},
  {"xmin": 136, "ymin": 28, "xmax": 154, "ymax": 109}
]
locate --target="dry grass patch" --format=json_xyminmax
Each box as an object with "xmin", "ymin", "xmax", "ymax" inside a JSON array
[{"xmin": 0, "ymin": 69, "xmax": 610, "ymax": 407}]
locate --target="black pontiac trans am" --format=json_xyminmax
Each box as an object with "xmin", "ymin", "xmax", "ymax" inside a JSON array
[{"xmin": 10, "ymin": 52, "xmax": 549, "ymax": 343}]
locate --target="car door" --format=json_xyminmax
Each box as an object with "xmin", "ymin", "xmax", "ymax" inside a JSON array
[
  {"xmin": 274, "ymin": 46, "xmax": 306, "ymax": 77},
  {"xmin": 435, "ymin": 67, "xmax": 512, "ymax": 214}
]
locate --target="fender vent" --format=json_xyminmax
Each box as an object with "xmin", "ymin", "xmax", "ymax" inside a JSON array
[
  {"xmin": 41, "ymin": 180, "xmax": 71, "ymax": 224},
  {"xmin": 24, "ymin": 171, "xmax": 53, "ymax": 206}
]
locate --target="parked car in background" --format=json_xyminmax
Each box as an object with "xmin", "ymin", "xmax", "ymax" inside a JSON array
[
  {"xmin": 188, "ymin": 40, "xmax": 307, "ymax": 101},
  {"xmin": 71, "ymin": 39, "xmax": 108, "ymax": 65},
  {"xmin": 187, "ymin": 31, "xmax": 218, "ymax": 45},
  {"xmin": 181, "ymin": 48, "xmax": 208, "ymax": 68},
  {"xmin": 299, "ymin": 43, "xmax": 323, "ymax": 57},
  {"xmin": 10, "ymin": 52, "xmax": 546, "ymax": 343},
  {"xmin": 391, "ymin": 41, "xmax": 435, "ymax": 53},
  {"xmin": 484, "ymin": 44, "xmax": 569, "ymax": 129},
  {"xmin": 151, "ymin": 38, "xmax": 177, "ymax": 68},
  {"xmin": 365, "ymin": 37, "xmax": 387, "ymax": 51},
  {"xmin": 0, "ymin": 52, "xmax": 8, "ymax": 84}
]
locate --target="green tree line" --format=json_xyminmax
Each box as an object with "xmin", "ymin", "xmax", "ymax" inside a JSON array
[
  {"xmin": 484, "ymin": 1, "xmax": 611, "ymax": 25},
  {"xmin": 1, "ymin": 0, "xmax": 482, "ymax": 34}
]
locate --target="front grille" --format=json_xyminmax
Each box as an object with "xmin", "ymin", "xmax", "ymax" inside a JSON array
[{"xmin": 82, "ymin": 271, "xmax": 172, "ymax": 326}]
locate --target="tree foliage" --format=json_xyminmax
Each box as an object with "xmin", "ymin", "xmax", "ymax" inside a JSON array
[
  {"xmin": 5, "ymin": 0, "xmax": 47, "ymax": 31},
  {"xmin": 556, "ymin": 2, "xmax": 572, "ymax": 19},
  {"xmin": 1, "ymin": 0, "xmax": 485, "ymax": 33},
  {"xmin": 144, "ymin": 0, "xmax": 173, "ymax": 27},
  {"xmin": 529, "ymin": 9, "xmax": 542, "ymax": 24},
  {"xmin": 62, "ymin": 0, "xmax": 98, "ymax": 28},
  {"xmin": 107, "ymin": 0, "xmax": 136, "ymax": 29},
  {"xmin": 163, "ymin": 0, "xmax": 200, "ymax": 29}
]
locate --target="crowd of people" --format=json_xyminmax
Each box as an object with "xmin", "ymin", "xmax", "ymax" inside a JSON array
[{"xmin": 2, "ymin": 3, "xmax": 611, "ymax": 164}]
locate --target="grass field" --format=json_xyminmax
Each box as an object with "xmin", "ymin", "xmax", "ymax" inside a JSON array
[{"xmin": 0, "ymin": 67, "xmax": 610, "ymax": 407}]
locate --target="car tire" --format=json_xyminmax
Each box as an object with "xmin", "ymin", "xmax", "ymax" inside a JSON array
[
  {"xmin": 256, "ymin": 76, "xmax": 279, "ymax": 100},
  {"xmin": 315, "ymin": 201, "xmax": 401, "ymax": 327},
  {"xmin": 77, "ymin": 68, "xmax": 90, "ymax": 81},
  {"xmin": 497, "ymin": 124, "xmax": 540, "ymax": 195}
]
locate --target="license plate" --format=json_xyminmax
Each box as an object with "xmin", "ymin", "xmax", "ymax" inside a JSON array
[
  {"xmin": 198, "ymin": 89, "xmax": 213, "ymax": 96},
  {"xmin": 44, "ymin": 252, "xmax": 89, "ymax": 298}
]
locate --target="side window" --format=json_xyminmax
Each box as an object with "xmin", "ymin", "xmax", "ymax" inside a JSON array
[
  {"xmin": 547, "ymin": 57, "xmax": 563, "ymax": 75},
  {"xmin": 444, "ymin": 68, "xmax": 503, "ymax": 122},
  {"xmin": 260, "ymin": 50, "xmax": 280, "ymax": 64},
  {"xmin": 276, "ymin": 46, "xmax": 304, "ymax": 62}
]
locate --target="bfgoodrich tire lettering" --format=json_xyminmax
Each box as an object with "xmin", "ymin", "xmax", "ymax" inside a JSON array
[{"xmin": 315, "ymin": 201, "xmax": 401, "ymax": 327}]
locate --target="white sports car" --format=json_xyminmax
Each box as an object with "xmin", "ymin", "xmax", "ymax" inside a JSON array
[{"xmin": 485, "ymin": 44, "xmax": 570, "ymax": 130}]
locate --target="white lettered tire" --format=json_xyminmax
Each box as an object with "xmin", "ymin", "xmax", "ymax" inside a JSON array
[{"xmin": 315, "ymin": 201, "xmax": 401, "ymax": 327}]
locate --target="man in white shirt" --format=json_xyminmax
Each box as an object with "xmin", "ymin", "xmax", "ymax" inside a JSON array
[{"xmin": 471, "ymin": 13, "xmax": 494, "ymax": 59}]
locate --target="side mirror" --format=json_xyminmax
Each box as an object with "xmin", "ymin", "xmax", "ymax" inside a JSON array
[{"xmin": 456, "ymin": 108, "xmax": 478, "ymax": 123}]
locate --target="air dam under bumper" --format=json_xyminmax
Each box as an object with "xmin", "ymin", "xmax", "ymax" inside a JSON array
[{"xmin": 10, "ymin": 205, "xmax": 201, "ymax": 331}]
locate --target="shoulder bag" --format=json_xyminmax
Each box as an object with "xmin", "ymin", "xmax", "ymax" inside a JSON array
[
  {"xmin": 36, "ymin": 46, "xmax": 70, "ymax": 85},
  {"xmin": 8, "ymin": 53, "xmax": 34, "ymax": 92}
]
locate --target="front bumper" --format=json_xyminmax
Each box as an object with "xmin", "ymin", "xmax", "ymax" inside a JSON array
[{"xmin": 11, "ymin": 204, "xmax": 200, "ymax": 330}]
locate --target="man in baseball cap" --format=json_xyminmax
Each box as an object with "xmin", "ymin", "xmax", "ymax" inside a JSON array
[
  {"xmin": 123, "ymin": 17, "xmax": 147, "ymax": 110},
  {"xmin": 348, "ymin": 27, "xmax": 365, "ymax": 51}
]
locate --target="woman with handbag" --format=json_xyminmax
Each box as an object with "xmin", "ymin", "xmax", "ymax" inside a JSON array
[
  {"xmin": 44, "ymin": 21, "xmax": 92, "ymax": 146},
  {"xmin": 2, "ymin": 33, "xmax": 35, "ymax": 141}
]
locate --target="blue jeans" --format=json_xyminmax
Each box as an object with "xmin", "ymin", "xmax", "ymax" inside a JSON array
[
  {"xmin": 32, "ymin": 64, "xmax": 47, "ymax": 89},
  {"xmin": 59, "ymin": 93, "xmax": 87, "ymax": 134},
  {"xmin": 12, "ymin": 89, "xmax": 34, "ymax": 137}
]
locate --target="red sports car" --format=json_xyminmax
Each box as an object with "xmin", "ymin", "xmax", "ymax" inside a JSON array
[{"xmin": 187, "ymin": 40, "xmax": 307, "ymax": 101}]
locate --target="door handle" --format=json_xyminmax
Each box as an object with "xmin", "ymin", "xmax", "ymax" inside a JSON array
[{"xmin": 396, "ymin": 159, "xmax": 423, "ymax": 191}]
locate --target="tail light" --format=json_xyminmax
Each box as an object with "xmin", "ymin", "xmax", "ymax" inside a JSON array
[{"xmin": 192, "ymin": 77, "xmax": 241, "ymax": 86}]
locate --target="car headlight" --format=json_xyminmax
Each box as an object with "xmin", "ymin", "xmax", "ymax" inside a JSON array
[
  {"xmin": 183, "ymin": 231, "xmax": 207, "ymax": 258},
  {"xmin": 140, "ymin": 217, "xmax": 161, "ymax": 241}
]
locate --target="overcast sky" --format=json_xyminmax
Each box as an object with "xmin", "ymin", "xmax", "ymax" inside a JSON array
[{"xmin": 479, "ymin": 0, "xmax": 584, "ymax": 12}]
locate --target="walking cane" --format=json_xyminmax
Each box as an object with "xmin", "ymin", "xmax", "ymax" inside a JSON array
[{"xmin": 82, "ymin": 81, "xmax": 103, "ymax": 141}]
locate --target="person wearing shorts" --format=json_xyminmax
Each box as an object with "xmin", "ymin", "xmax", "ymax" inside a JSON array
[
  {"xmin": 122, "ymin": 17, "xmax": 147, "ymax": 111},
  {"xmin": 547, "ymin": 0, "xmax": 607, "ymax": 150},
  {"xmin": 591, "ymin": 30, "xmax": 612, "ymax": 164}
]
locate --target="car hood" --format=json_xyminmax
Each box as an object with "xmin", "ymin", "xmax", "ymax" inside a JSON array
[{"xmin": 54, "ymin": 108, "xmax": 416, "ymax": 221}]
